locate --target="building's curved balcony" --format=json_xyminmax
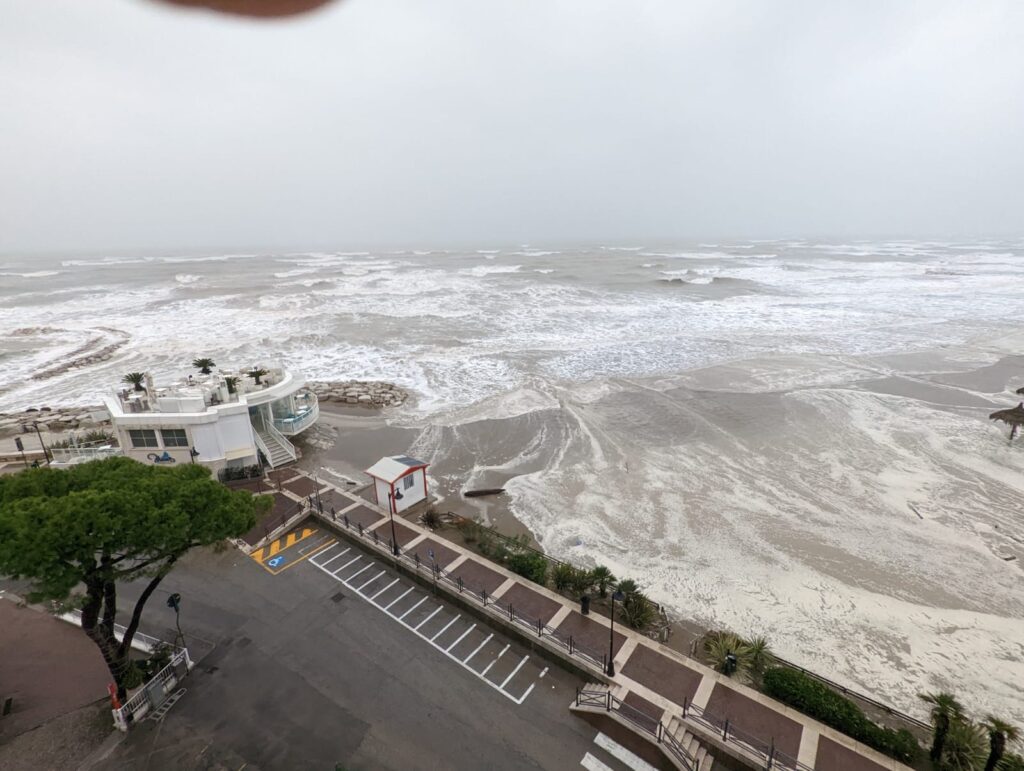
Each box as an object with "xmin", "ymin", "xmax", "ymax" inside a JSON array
[{"xmin": 271, "ymin": 391, "xmax": 319, "ymax": 436}]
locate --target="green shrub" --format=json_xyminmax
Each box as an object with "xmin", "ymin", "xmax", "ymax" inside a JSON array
[
  {"xmin": 569, "ymin": 567, "xmax": 595, "ymax": 595},
  {"xmin": 552, "ymin": 562, "xmax": 575, "ymax": 591},
  {"xmin": 762, "ymin": 668, "xmax": 920, "ymax": 763},
  {"xmin": 506, "ymin": 551, "xmax": 548, "ymax": 585},
  {"xmin": 620, "ymin": 593, "xmax": 657, "ymax": 629}
]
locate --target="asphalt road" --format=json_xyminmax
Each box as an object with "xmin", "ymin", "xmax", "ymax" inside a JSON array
[{"xmin": 94, "ymin": 527, "xmax": 631, "ymax": 771}]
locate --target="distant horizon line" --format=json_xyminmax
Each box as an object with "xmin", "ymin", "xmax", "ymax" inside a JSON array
[{"xmin": 4, "ymin": 233, "xmax": 1023, "ymax": 259}]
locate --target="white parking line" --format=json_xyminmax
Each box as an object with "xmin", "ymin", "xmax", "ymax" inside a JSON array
[
  {"xmin": 383, "ymin": 586, "xmax": 413, "ymax": 610},
  {"xmin": 480, "ymin": 644, "xmax": 510, "ymax": 676},
  {"xmin": 413, "ymin": 606, "xmax": 443, "ymax": 631},
  {"xmin": 357, "ymin": 570, "xmax": 387, "ymax": 592},
  {"xmin": 369, "ymin": 578, "xmax": 399, "ymax": 600},
  {"xmin": 346, "ymin": 563, "xmax": 374, "ymax": 582},
  {"xmin": 398, "ymin": 596, "xmax": 428, "ymax": 620},
  {"xmin": 581, "ymin": 752, "xmax": 615, "ymax": 771},
  {"xmin": 430, "ymin": 616, "xmax": 460, "ymax": 642},
  {"xmin": 332, "ymin": 556, "xmax": 360, "ymax": 575},
  {"xmin": 462, "ymin": 634, "xmax": 493, "ymax": 664},
  {"xmin": 308, "ymin": 553, "xmax": 537, "ymax": 705},
  {"xmin": 446, "ymin": 624, "xmax": 476, "ymax": 652},
  {"xmin": 499, "ymin": 655, "xmax": 529, "ymax": 689},
  {"xmin": 317, "ymin": 547, "xmax": 349, "ymax": 568}
]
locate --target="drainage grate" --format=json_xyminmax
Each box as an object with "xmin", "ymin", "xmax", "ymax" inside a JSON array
[{"xmin": 331, "ymin": 592, "xmax": 346, "ymax": 603}]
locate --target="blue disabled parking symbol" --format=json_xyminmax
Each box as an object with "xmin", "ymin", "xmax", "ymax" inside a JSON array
[{"xmin": 267, "ymin": 555, "xmax": 285, "ymax": 568}]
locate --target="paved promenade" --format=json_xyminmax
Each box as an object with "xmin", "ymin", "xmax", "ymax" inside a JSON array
[{"xmin": 266, "ymin": 470, "xmax": 910, "ymax": 771}]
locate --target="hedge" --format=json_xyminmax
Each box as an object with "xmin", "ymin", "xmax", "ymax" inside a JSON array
[{"xmin": 762, "ymin": 667, "xmax": 919, "ymax": 763}]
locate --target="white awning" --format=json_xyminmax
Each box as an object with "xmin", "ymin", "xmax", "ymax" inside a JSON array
[{"xmin": 364, "ymin": 455, "xmax": 428, "ymax": 484}]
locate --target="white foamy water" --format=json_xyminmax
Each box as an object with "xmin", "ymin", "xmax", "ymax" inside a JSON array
[{"xmin": 1, "ymin": 240, "xmax": 1022, "ymax": 722}]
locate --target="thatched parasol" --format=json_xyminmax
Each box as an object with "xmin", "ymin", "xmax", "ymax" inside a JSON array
[{"xmin": 990, "ymin": 402, "xmax": 1024, "ymax": 442}]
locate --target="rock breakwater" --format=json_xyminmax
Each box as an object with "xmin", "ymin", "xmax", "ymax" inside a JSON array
[{"xmin": 309, "ymin": 380, "xmax": 408, "ymax": 408}]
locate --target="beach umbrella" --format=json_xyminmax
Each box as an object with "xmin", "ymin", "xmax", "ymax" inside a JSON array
[{"xmin": 989, "ymin": 402, "xmax": 1024, "ymax": 442}]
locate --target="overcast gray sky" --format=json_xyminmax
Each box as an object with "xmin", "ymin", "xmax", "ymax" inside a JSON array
[{"xmin": 1, "ymin": 0, "xmax": 1022, "ymax": 253}]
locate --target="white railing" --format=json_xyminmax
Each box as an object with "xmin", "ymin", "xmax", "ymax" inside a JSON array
[
  {"xmin": 49, "ymin": 446, "xmax": 122, "ymax": 465},
  {"xmin": 112, "ymin": 647, "xmax": 193, "ymax": 731},
  {"xmin": 273, "ymin": 393, "xmax": 319, "ymax": 435},
  {"xmin": 262, "ymin": 418, "xmax": 297, "ymax": 461},
  {"xmin": 58, "ymin": 609, "xmax": 166, "ymax": 653}
]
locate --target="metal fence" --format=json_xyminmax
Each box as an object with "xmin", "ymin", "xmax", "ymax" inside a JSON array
[
  {"xmin": 678, "ymin": 693, "xmax": 813, "ymax": 771},
  {"xmin": 330, "ymin": 510, "xmax": 612, "ymax": 676},
  {"xmin": 575, "ymin": 688, "xmax": 696, "ymax": 771},
  {"xmin": 112, "ymin": 648, "xmax": 193, "ymax": 731}
]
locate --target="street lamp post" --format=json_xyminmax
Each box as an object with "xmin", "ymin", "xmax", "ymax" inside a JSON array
[
  {"xmin": 607, "ymin": 590, "xmax": 625, "ymax": 677},
  {"xmin": 166, "ymin": 592, "xmax": 187, "ymax": 650},
  {"xmin": 386, "ymin": 488, "xmax": 404, "ymax": 556},
  {"xmin": 32, "ymin": 421, "xmax": 50, "ymax": 466}
]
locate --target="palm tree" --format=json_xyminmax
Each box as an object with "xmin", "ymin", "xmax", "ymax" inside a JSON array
[
  {"xmin": 591, "ymin": 566, "xmax": 615, "ymax": 598},
  {"xmin": 246, "ymin": 367, "xmax": 269, "ymax": 385},
  {"xmin": 983, "ymin": 717, "xmax": 1020, "ymax": 771},
  {"xmin": 704, "ymin": 631, "xmax": 751, "ymax": 679},
  {"xmin": 745, "ymin": 635, "xmax": 775, "ymax": 682},
  {"xmin": 192, "ymin": 357, "xmax": 216, "ymax": 375},
  {"xmin": 223, "ymin": 376, "xmax": 240, "ymax": 395},
  {"xmin": 942, "ymin": 718, "xmax": 988, "ymax": 771},
  {"xmin": 122, "ymin": 372, "xmax": 146, "ymax": 392},
  {"xmin": 615, "ymin": 578, "xmax": 640, "ymax": 599},
  {"xmin": 919, "ymin": 691, "xmax": 966, "ymax": 763},
  {"xmin": 620, "ymin": 593, "xmax": 656, "ymax": 629}
]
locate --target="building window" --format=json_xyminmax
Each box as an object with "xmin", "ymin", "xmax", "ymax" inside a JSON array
[
  {"xmin": 129, "ymin": 429, "xmax": 158, "ymax": 448},
  {"xmin": 161, "ymin": 428, "xmax": 189, "ymax": 447},
  {"xmin": 403, "ymin": 474, "xmax": 415, "ymax": 490}
]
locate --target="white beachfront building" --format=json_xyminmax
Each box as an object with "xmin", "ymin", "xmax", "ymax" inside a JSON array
[
  {"xmin": 365, "ymin": 455, "xmax": 430, "ymax": 514},
  {"xmin": 103, "ymin": 367, "xmax": 319, "ymax": 476}
]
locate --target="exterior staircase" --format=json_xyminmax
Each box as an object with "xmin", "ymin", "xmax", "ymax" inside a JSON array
[
  {"xmin": 255, "ymin": 427, "xmax": 297, "ymax": 468},
  {"xmin": 665, "ymin": 716, "xmax": 715, "ymax": 771}
]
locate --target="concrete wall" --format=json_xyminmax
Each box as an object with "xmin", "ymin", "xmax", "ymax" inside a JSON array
[{"xmin": 394, "ymin": 469, "xmax": 426, "ymax": 513}]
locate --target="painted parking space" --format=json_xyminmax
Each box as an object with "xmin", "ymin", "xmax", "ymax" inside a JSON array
[
  {"xmin": 251, "ymin": 527, "xmax": 336, "ymax": 575},
  {"xmin": 308, "ymin": 542, "xmax": 546, "ymax": 705}
]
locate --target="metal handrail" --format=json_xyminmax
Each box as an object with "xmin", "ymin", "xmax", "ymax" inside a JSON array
[
  {"xmin": 575, "ymin": 688, "xmax": 696, "ymax": 771},
  {"xmin": 682, "ymin": 698, "xmax": 814, "ymax": 771}
]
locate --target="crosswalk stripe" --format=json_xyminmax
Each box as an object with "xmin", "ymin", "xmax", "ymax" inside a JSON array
[
  {"xmin": 581, "ymin": 752, "xmax": 614, "ymax": 771},
  {"xmin": 594, "ymin": 733, "xmax": 659, "ymax": 771}
]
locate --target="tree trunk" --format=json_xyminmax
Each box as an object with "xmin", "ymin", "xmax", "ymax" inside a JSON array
[
  {"xmin": 985, "ymin": 732, "xmax": 1005, "ymax": 771},
  {"xmin": 80, "ymin": 577, "xmax": 132, "ymax": 700},
  {"xmin": 930, "ymin": 713, "xmax": 949, "ymax": 761},
  {"xmin": 117, "ymin": 557, "xmax": 178, "ymax": 663}
]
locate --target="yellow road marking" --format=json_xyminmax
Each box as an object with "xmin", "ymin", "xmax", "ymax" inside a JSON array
[
  {"xmin": 251, "ymin": 547, "xmax": 265, "ymax": 562},
  {"xmin": 266, "ymin": 538, "xmax": 337, "ymax": 575},
  {"xmin": 268, "ymin": 540, "xmax": 282, "ymax": 557},
  {"xmin": 248, "ymin": 526, "xmax": 325, "ymax": 573}
]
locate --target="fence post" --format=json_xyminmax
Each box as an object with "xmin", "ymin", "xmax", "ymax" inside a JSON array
[
  {"xmin": 357, "ymin": 522, "xmax": 363, "ymax": 537},
  {"xmin": 373, "ymin": 530, "xmax": 379, "ymax": 545},
  {"xmin": 481, "ymin": 589, "xmax": 488, "ymax": 607},
  {"xmin": 508, "ymin": 604, "xmax": 514, "ymax": 622},
  {"xmin": 682, "ymin": 696, "xmax": 688, "ymax": 718},
  {"xmin": 656, "ymin": 722, "xmax": 663, "ymax": 743},
  {"xmin": 722, "ymin": 718, "xmax": 729, "ymax": 740},
  {"xmin": 537, "ymin": 618, "xmax": 543, "ymax": 637},
  {"xmin": 767, "ymin": 738, "xmax": 775, "ymax": 770},
  {"xmin": 457, "ymin": 576, "xmax": 463, "ymax": 592},
  {"xmin": 343, "ymin": 513, "xmax": 350, "ymax": 529},
  {"xmin": 606, "ymin": 691, "xmax": 611, "ymax": 711},
  {"xmin": 569, "ymin": 636, "xmax": 575, "ymax": 656}
]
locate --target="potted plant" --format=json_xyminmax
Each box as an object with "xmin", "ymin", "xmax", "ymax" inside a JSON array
[
  {"xmin": 224, "ymin": 376, "xmax": 240, "ymax": 395},
  {"xmin": 246, "ymin": 368, "xmax": 269, "ymax": 386},
  {"xmin": 122, "ymin": 372, "xmax": 146, "ymax": 392},
  {"xmin": 192, "ymin": 357, "xmax": 216, "ymax": 375}
]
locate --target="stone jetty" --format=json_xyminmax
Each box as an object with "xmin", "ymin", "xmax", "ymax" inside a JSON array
[{"xmin": 308, "ymin": 380, "xmax": 408, "ymax": 408}]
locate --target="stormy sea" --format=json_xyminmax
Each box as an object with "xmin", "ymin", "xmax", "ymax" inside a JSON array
[{"xmin": 2, "ymin": 240, "xmax": 1022, "ymax": 723}]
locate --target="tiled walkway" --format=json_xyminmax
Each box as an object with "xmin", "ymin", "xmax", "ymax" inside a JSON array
[{"xmin": 266, "ymin": 469, "xmax": 903, "ymax": 771}]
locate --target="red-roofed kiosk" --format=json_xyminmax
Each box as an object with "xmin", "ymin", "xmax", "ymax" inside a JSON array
[{"xmin": 365, "ymin": 455, "xmax": 430, "ymax": 514}]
